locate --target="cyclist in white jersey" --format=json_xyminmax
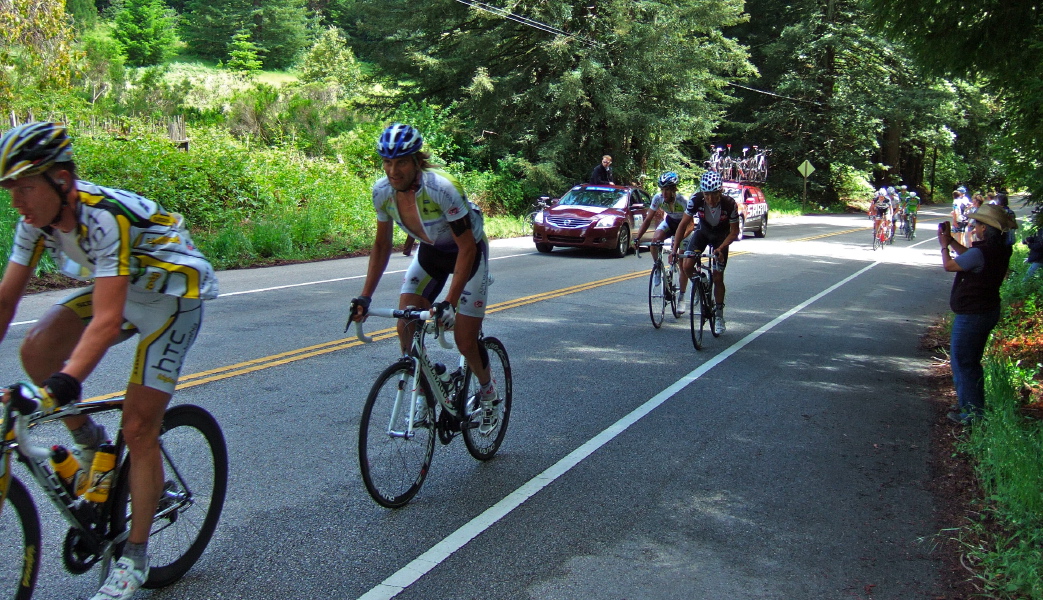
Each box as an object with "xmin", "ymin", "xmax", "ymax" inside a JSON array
[
  {"xmin": 349, "ymin": 123, "xmax": 498, "ymax": 434},
  {"xmin": 633, "ymin": 171, "xmax": 692, "ymax": 312},
  {"xmin": 0, "ymin": 122, "xmax": 217, "ymax": 600}
]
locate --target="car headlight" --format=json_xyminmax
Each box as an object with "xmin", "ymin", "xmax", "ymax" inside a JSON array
[
  {"xmin": 532, "ymin": 211, "xmax": 545, "ymax": 225},
  {"xmin": 594, "ymin": 215, "xmax": 618, "ymax": 228}
]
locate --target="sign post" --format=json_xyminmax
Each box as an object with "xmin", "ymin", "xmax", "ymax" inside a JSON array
[{"xmin": 797, "ymin": 160, "xmax": 815, "ymax": 214}]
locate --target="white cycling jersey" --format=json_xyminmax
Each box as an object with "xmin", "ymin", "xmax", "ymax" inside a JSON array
[
  {"xmin": 372, "ymin": 169, "xmax": 486, "ymax": 252},
  {"xmin": 9, "ymin": 181, "xmax": 217, "ymax": 300}
]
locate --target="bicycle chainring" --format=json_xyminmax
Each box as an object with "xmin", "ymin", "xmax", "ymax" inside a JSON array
[{"xmin": 63, "ymin": 527, "xmax": 101, "ymax": 574}]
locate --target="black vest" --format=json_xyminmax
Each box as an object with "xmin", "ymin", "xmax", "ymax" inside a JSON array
[{"xmin": 949, "ymin": 241, "xmax": 1011, "ymax": 314}]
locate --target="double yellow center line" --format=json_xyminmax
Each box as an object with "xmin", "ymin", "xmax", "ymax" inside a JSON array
[{"xmin": 87, "ymin": 218, "xmax": 938, "ymax": 400}]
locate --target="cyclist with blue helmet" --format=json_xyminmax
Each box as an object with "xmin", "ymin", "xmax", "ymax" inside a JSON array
[
  {"xmin": 634, "ymin": 171, "xmax": 693, "ymax": 311},
  {"xmin": 348, "ymin": 123, "xmax": 499, "ymax": 434},
  {"xmin": 670, "ymin": 170, "xmax": 741, "ymax": 333}
]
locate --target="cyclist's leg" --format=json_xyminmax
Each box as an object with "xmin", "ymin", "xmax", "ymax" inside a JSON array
[
  {"xmin": 454, "ymin": 241, "xmax": 492, "ymax": 389},
  {"xmin": 121, "ymin": 294, "xmax": 202, "ymax": 547},
  {"xmin": 398, "ymin": 244, "xmax": 448, "ymax": 354},
  {"xmin": 713, "ymin": 244, "xmax": 729, "ymax": 308}
]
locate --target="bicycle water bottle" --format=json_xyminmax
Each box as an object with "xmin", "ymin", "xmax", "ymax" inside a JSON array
[
  {"xmin": 84, "ymin": 442, "xmax": 117, "ymax": 503},
  {"xmin": 50, "ymin": 445, "xmax": 88, "ymax": 496},
  {"xmin": 433, "ymin": 362, "xmax": 453, "ymax": 392}
]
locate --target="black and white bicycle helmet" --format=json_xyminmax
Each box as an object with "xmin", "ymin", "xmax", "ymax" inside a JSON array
[
  {"xmin": 699, "ymin": 170, "xmax": 723, "ymax": 192},
  {"xmin": 376, "ymin": 123, "xmax": 423, "ymax": 159},
  {"xmin": 0, "ymin": 122, "xmax": 73, "ymax": 182},
  {"xmin": 658, "ymin": 171, "xmax": 679, "ymax": 188}
]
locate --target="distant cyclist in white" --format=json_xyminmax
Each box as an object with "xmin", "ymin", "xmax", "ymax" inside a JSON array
[{"xmin": 633, "ymin": 171, "xmax": 692, "ymax": 312}]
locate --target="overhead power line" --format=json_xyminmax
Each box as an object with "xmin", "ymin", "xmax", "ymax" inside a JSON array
[
  {"xmin": 452, "ymin": 0, "xmax": 602, "ymax": 48},
  {"xmin": 726, "ymin": 82, "xmax": 823, "ymax": 106}
]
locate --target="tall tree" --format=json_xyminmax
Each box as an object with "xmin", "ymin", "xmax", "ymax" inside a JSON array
[
  {"xmin": 112, "ymin": 0, "xmax": 177, "ymax": 67},
  {"xmin": 867, "ymin": 0, "xmax": 1043, "ymax": 198},
  {"xmin": 347, "ymin": 0, "xmax": 754, "ymax": 186},
  {"xmin": 181, "ymin": 0, "xmax": 310, "ymax": 69},
  {"xmin": 250, "ymin": 0, "xmax": 310, "ymax": 69},
  {"xmin": 0, "ymin": 0, "xmax": 81, "ymax": 112}
]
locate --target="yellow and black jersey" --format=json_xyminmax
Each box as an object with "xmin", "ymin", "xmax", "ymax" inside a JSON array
[{"xmin": 9, "ymin": 181, "xmax": 218, "ymax": 299}]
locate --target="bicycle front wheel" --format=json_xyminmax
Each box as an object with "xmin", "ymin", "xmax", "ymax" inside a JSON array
[
  {"xmin": 111, "ymin": 404, "xmax": 228, "ymax": 589},
  {"xmin": 690, "ymin": 278, "xmax": 706, "ymax": 350},
  {"xmin": 0, "ymin": 476, "xmax": 41, "ymax": 600},
  {"xmin": 648, "ymin": 263, "xmax": 666, "ymax": 329},
  {"xmin": 463, "ymin": 337, "xmax": 513, "ymax": 461},
  {"xmin": 359, "ymin": 359, "xmax": 436, "ymax": 508}
]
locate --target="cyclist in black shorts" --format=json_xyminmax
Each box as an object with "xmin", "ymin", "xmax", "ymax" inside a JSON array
[
  {"xmin": 634, "ymin": 171, "xmax": 692, "ymax": 310},
  {"xmin": 670, "ymin": 171, "xmax": 741, "ymax": 333}
]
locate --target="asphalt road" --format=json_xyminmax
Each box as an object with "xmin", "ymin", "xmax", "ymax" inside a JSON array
[{"xmin": 5, "ymin": 206, "xmax": 968, "ymax": 599}]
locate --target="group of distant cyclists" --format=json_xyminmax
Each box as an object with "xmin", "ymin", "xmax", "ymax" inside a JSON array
[{"xmin": 869, "ymin": 185, "xmax": 920, "ymax": 241}]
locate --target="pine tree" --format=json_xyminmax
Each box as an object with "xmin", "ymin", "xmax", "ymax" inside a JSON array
[
  {"xmin": 225, "ymin": 28, "xmax": 263, "ymax": 76},
  {"xmin": 297, "ymin": 26, "xmax": 360, "ymax": 89},
  {"xmin": 113, "ymin": 0, "xmax": 178, "ymax": 67}
]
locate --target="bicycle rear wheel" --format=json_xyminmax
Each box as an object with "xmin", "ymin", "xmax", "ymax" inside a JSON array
[
  {"xmin": 648, "ymin": 263, "xmax": 665, "ymax": 329},
  {"xmin": 110, "ymin": 404, "xmax": 228, "ymax": 589},
  {"xmin": 462, "ymin": 337, "xmax": 513, "ymax": 461},
  {"xmin": 690, "ymin": 278, "xmax": 706, "ymax": 350},
  {"xmin": 359, "ymin": 359, "xmax": 436, "ymax": 508},
  {"xmin": 0, "ymin": 476, "xmax": 40, "ymax": 600},
  {"xmin": 668, "ymin": 264, "xmax": 682, "ymax": 318}
]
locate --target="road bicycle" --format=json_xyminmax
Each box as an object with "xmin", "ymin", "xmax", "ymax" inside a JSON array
[
  {"xmin": 904, "ymin": 212, "xmax": 917, "ymax": 240},
  {"xmin": 354, "ymin": 308, "xmax": 512, "ymax": 508},
  {"xmin": 1, "ymin": 384, "xmax": 227, "ymax": 600},
  {"xmin": 872, "ymin": 215, "xmax": 892, "ymax": 250},
  {"xmin": 640, "ymin": 241, "xmax": 682, "ymax": 328},
  {"xmin": 685, "ymin": 248, "xmax": 721, "ymax": 350}
]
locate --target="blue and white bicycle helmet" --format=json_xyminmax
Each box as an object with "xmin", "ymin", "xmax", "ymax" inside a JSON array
[
  {"xmin": 658, "ymin": 171, "xmax": 679, "ymax": 188},
  {"xmin": 377, "ymin": 123, "xmax": 423, "ymax": 159},
  {"xmin": 699, "ymin": 170, "xmax": 723, "ymax": 192}
]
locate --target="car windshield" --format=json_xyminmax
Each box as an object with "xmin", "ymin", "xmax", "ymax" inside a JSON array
[
  {"xmin": 723, "ymin": 188, "xmax": 742, "ymax": 202},
  {"xmin": 558, "ymin": 187, "xmax": 628, "ymax": 208}
]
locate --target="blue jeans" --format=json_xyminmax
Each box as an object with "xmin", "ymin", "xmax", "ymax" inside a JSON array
[
  {"xmin": 950, "ymin": 309, "xmax": 1001, "ymax": 417},
  {"xmin": 1025, "ymin": 262, "xmax": 1042, "ymax": 280}
]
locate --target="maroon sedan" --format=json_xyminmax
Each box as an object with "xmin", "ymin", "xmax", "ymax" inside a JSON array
[{"xmin": 531, "ymin": 184, "xmax": 651, "ymax": 258}]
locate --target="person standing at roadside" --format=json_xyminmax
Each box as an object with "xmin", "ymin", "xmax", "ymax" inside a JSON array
[
  {"xmin": 937, "ymin": 204, "xmax": 1017, "ymax": 424},
  {"xmin": 590, "ymin": 155, "xmax": 614, "ymax": 185},
  {"xmin": 952, "ymin": 190, "xmax": 971, "ymax": 246}
]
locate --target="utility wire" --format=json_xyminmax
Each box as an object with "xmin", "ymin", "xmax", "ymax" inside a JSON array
[
  {"xmin": 726, "ymin": 82, "xmax": 823, "ymax": 106},
  {"xmin": 452, "ymin": 0, "xmax": 602, "ymax": 48}
]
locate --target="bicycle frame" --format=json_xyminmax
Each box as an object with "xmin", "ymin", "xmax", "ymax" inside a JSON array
[
  {"xmin": 1, "ymin": 395, "xmax": 130, "ymax": 568},
  {"xmin": 356, "ymin": 308, "xmax": 467, "ymax": 437}
]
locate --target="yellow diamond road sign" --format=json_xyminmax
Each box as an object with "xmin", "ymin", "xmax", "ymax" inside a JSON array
[{"xmin": 797, "ymin": 160, "xmax": 815, "ymax": 178}]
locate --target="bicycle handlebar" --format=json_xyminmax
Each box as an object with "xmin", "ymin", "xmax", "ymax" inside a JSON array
[
  {"xmin": 2, "ymin": 382, "xmax": 57, "ymax": 462},
  {"xmin": 353, "ymin": 307, "xmax": 456, "ymax": 349}
]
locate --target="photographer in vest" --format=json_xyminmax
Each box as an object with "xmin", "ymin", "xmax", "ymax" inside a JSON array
[{"xmin": 938, "ymin": 204, "xmax": 1017, "ymax": 424}]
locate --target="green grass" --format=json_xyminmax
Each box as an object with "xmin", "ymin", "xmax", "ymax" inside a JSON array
[{"xmin": 950, "ymin": 246, "xmax": 1043, "ymax": 598}]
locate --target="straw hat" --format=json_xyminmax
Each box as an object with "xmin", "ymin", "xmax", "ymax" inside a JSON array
[{"xmin": 968, "ymin": 204, "xmax": 1017, "ymax": 231}]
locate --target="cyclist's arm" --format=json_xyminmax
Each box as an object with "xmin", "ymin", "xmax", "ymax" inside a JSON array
[
  {"xmin": 60, "ymin": 275, "xmax": 128, "ymax": 383},
  {"xmin": 360, "ymin": 219, "xmax": 394, "ymax": 299},
  {"xmin": 717, "ymin": 221, "xmax": 741, "ymax": 253},
  {"xmin": 634, "ymin": 207, "xmax": 659, "ymax": 242},
  {"xmin": 671, "ymin": 214, "xmax": 694, "ymax": 256},
  {"xmin": 0, "ymin": 261, "xmax": 31, "ymax": 347}
]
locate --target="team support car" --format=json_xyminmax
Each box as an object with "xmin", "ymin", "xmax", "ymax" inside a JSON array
[
  {"xmin": 532, "ymin": 183, "xmax": 651, "ymax": 258},
  {"xmin": 723, "ymin": 180, "xmax": 768, "ymax": 238}
]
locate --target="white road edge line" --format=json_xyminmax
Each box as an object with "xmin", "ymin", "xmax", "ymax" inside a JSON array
[{"xmin": 357, "ymin": 260, "xmax": 881, "ymax": 600}]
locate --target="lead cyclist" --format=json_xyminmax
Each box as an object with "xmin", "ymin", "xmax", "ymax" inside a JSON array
[{"xmin": 348, "ymin": 123, "xmax": 498, "ymax": 434}]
